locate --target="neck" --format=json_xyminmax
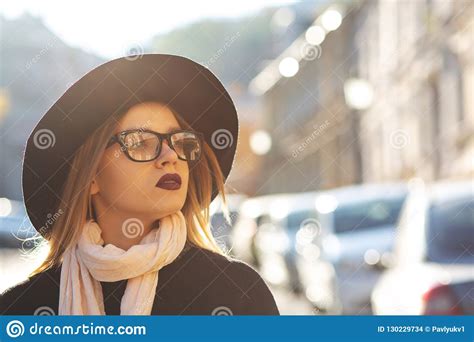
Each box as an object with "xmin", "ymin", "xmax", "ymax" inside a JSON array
[{"xmin": 94, "ymin": 210, "xmax": 157, "ymax": 251}]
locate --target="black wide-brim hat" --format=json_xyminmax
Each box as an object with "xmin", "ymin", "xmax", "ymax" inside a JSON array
[{"xmin": 22, "ymin": 54, "xmax": 239, "ymax": 238}]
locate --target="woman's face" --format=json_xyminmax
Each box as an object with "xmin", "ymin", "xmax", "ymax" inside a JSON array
[{"xmin": 91, "ymin": 102, "xmax": 190, "ymax": 221}]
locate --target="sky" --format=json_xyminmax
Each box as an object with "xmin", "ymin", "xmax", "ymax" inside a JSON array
[{"xmin": 0, "ymin": 0, "xmax": 296, "ymax": 59}]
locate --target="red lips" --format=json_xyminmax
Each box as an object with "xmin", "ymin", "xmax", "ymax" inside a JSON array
[{"xmin": 156, "ymin": 173, "xmax": 182, "ymax": 190}]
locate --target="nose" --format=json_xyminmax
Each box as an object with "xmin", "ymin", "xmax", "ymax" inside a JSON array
[{"xmin": 154, "ymin": 139, "xmax": 178, "ymax": 168}]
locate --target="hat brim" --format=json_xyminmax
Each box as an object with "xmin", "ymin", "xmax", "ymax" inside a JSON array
[{"xmin": 21, "ymin": 54, "xmax": 239, "ymax": 237}]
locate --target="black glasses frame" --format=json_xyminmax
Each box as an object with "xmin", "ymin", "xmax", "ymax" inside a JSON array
[{"xmin": 106, "ymin": 128, "xmax": 204, "ymax": 163}]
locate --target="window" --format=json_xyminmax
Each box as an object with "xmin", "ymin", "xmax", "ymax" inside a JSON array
[
  {"xmin": 426, "ymin": 196, "xmax": 474, "ymax": 264},
  {"xmin": 333, "ymin": 196, "xmax": 406, "ymax": 234}
]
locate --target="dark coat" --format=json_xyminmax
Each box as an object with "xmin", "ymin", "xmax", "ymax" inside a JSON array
[{"xmin": 0, "ymin": 241, "xmax": 280, "ymax": 315}]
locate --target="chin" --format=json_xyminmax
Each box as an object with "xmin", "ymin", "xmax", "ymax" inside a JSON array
[{"xmin": 158, "ymin": 203, "xmax": 184, "ymax": 215}]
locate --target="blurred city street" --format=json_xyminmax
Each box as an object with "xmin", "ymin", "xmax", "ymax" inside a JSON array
[{"xmin": 1, "ymin": 0, "xmax": 473, "ymax": 316}]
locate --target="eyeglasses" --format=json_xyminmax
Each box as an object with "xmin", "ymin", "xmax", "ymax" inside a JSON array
[{"xmin": 106, "ymin": 129, "xmax": 203, "ymax": 163}]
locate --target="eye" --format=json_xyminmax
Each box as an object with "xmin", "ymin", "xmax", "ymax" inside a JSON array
[
  {"xmin": 130, "ymin": 138, "xmax": 155, "ymax": 149},
  {"xmin": 124, "ymin": 132, "xmax": 157, "ymax": 149}
]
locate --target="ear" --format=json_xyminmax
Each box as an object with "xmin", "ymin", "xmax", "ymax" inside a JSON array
[{"xmin": 90, "ymin": 178, "xmax": 100, "ymax": 195}]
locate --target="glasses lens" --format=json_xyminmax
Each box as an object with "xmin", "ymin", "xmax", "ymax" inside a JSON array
[
  {"xmin": 123, "ymin": 131, "xmax": 160, "ymax": 161},
  {"xmin": 171, "ymin": 132, "xmax": 202, "ymax": 161}
]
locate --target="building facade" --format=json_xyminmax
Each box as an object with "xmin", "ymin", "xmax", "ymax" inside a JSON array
[{"xmin": 250, "ymin": 0, "xmax": 473, "ymax": 195}]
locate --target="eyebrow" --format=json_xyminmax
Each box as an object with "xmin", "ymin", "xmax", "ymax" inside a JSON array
[{"xmin": 165, "ymin": 126, "xmax": 182, "ymax": 133}]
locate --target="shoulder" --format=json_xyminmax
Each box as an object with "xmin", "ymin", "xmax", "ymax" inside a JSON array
[
  {"xmin": 182, "ymin": 242, "xmax": 262, "ymax": 281},
  {"xmin": 0, "ymin": 266, "xmax": 61, "ymax": 315},
  {"xmin": 222, "ymin": 255, "xmax": 280, "ymax": 315},
  {"xmin": 167, "ymin": 243, "xmax": 280, "ymax": 315}
]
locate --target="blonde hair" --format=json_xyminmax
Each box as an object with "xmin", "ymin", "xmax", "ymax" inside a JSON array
[{"xmin": 30, "ymin": 102, "xmax": 231, "ymax": 276}]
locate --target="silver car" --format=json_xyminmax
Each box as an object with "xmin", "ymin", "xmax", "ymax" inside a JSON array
[
  {"xmin": 296, "ymin": 183, "xmax": 408, "ymax": 314},
  {"xmin": 371, "ymin": 180, "xmax": 474, "ymax": 315}
]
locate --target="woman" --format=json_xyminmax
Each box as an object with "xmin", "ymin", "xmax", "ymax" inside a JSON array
[{"xmin": 0, "ymin": 54, "xmax": 279, "ymax": 315}]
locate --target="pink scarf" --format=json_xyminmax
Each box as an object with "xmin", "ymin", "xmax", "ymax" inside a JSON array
[{"xmin": 59, "ymin": 211, "xmax": 187, "ymax": 315}]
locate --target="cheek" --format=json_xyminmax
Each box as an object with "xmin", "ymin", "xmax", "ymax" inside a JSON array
[
  {"xmin": 95, "ymin": 152, "xmax": 142, "ymax": 202},
  {"xmin": 180, "ymin": 163, "xmax": 190, "ymax": 201},
  {"xmin": 179, "ymin": 161, "xmax": 190, "ymax": 189},
  {"xmin": 95, "ymin": 151, "xmax": 191, "ymax": 212}
]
